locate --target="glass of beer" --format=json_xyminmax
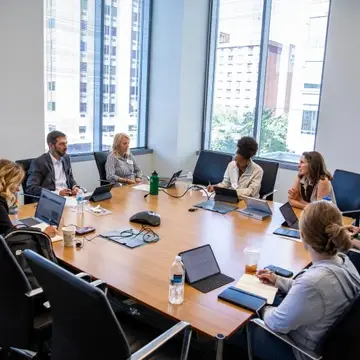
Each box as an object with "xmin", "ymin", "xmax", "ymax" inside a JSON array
[{"xmin": 244, "ymin": 247, "xmax": 260, "ymax": 275}]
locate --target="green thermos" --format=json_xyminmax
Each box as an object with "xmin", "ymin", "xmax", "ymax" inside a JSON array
[{"xmin": 149, "ymin": 171, "xmax": 159, "ymax": 195}]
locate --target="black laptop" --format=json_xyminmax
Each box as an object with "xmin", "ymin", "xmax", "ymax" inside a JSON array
[
  {"xmin": 279, "ymin": 202, "xmax": 299, "ymax": 230},
  {"xmin": 159, "ymin": 170, "xmax": 182, "ymax": 188},
  {"xmin": 19, "ymin": 189, "xmax": 66, "ymax": 228},
  {"xmin": 179, "ymin": 244, "xmax": 234, "ymax": 293}
]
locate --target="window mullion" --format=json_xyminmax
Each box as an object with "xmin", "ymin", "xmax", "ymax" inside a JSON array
[{"xmin": 253, "ymin": 0, "xmax": 272, "ymax": 143}]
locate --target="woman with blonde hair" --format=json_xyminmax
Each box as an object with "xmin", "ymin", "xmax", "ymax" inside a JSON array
[
  {"xmin": 0, "ymin": 159, "xmax": 55, "ymax": 237},
  {"xmin": 251, "ymin": 201, "xmax": 360, "ymax": 360},
  {"xmin": 105, "ymin": 133, "xmax": 142, "ymax": 185}
]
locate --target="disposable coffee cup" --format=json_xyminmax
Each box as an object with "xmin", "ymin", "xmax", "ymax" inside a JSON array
[{"xmin": 62, "ymin": 226, "xmax": 76, "ymax": 247}]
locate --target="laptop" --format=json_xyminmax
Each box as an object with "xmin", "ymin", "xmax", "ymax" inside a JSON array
[
  {"xmin": 279, "ymin": 202, "xmax": 299, "ymax": 230},
  {"xmin": 19, "ymin": 189, "xmax": 66, "ymax": 228},
  {"xmin": 214, "ymin": 186, "xmax": 239, "ymax": 204},
  {"xmin": 179, "ymin": 244, "xmax": 234, "ymax": 293},
  {"xmin": 238, "ymin": 196, "xmax": 272, "ymax": 220},
  {"xmin": 83, "ymin": 183, "xmax": 114, "ymax": 202},
  {"xmin": 159, "ymin": 170, "xmax": 183, "ymax": 188}
]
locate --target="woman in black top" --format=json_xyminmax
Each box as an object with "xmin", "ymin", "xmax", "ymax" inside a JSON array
[{"xmin": 0, "ymin": 159, "xmax": 55, "ymax": 237}]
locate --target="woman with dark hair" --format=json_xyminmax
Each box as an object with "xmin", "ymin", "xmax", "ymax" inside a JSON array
[
  {"xmin": 288, "ymin": 151, "xmax": 335, "ymax": 209},
  {"xmin": 207, "ymin": 136, "xmax": 263, "ymax": 198}
]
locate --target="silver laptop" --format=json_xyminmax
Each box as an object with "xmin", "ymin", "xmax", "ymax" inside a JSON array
[
  {"xmin": 238, "ymin": 196, "xmax": 272, "ymax": 220},
  {"xmin": 19, "ymin": 189, "xmax": 66, "ymax": 228}
]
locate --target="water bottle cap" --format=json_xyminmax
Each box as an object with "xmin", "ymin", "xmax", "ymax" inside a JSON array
[
  {"xmin": 175, "ymin": 256, "xmax": 182, "ymax": 262},
  {"xmin": 152, "ymin": 170, "xmax": 158, "ymax": 176}
]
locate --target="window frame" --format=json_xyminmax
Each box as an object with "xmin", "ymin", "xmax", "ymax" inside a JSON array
[
  {"xmin": 44, "ymin": 0, "xmax": 152, "ymax": 158},
  {"xmin": 202, "ymin": 0, "xmax": 331, "ymax": 167}
]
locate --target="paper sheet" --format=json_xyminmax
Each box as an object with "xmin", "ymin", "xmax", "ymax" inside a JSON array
[
  {"xmin": 32, "ymin": 223, "xmax": 63, "ymax": 242},
  {"xmin": 133, "ymin": 184, "xmax": 150, "ymax": 192},
  {"xmin": 64, "ymin": 196, "xmax": 77, "ymax": 207},
  {"xmin": 235, "ymin": 274, "xmax": 278, "ymax": 304}
]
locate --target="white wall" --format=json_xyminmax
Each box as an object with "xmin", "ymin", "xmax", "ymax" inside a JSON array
[
  {"xmin": 148, "ymin": 0, "xmax": 208, "ymax": 176},
  {"xmin": 315, "ymin": 0, "xmax": 360, "ymax": 174},
  {"xmin": 0, "ymin": 0, "xmax": 45, "ymax": 160}
]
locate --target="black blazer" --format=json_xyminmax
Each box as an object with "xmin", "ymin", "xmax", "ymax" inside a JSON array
[
  {"xmin": 0, "ymin": 196, "xmax": 13, "ymax": 236},
  {"xmin": 26, "ymin": 153, "xmax": 78, "ymax": 197}
]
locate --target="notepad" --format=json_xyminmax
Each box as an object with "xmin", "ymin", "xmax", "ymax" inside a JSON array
[
  {"xmin": 235, "ymin": 274, "xmax": 278, "ymax": 304},
  {"xmin": 133, "ymin": 184, "xmax": 150, "ymax": 192}
]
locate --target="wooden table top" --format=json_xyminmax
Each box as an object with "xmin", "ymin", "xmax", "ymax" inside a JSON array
[{"xmin": 16, "ymin": 184, "xmax": 353, "ymax": 338}]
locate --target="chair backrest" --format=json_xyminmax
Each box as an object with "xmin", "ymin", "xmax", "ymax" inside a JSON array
[
  {"xmin": 332, "ymin": 169, "xmax": 360, "ymax": 212},
  {"xmin": 93, "ymin": 151, "xmax": 109, "ymax": 186},
  {"xmin": 24, "ymin": 249, "xmax": 131, "ymax": 360},
  {"xmin": 15, "ymin": 158, "xmax": 34, "ymax": 204},
  {"xmin": 318, "ymin": 293, "xmax": 360, "ymax": 360},
  {"xmin": 193, "ymin": 150, "xmax": 232, "ymax": 186},
  {"xmin": 0, "ymin": 236, "xmax": 34, "ymax": 349},
  {"xmin": 253, "ymin": 158, "xmax": 279, "ymax": 200}
]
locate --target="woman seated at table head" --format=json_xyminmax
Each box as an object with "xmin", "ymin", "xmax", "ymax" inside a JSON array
[
  {"xmin": 288, "ymin": 151, "xmax": 335, "ymax": 209},
  {"xmin": 207, "ymin": 136, "xmax": 263, "ymax": 198},
  {"xmin": 256, "ymin": 201, "xmax": 360, "ymax": 360},
  {"xmin": 0, "ymin": 159, "xmax": 56, "ymax": 238},
  {"xmin": 105, "ymin": 132, "xmax": 142, "ymax": 185}
]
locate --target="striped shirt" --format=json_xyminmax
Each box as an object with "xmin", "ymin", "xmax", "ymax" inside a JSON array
[{"xmin": 105, "ymin": 152, "xmax": 142, "ymax": 183}]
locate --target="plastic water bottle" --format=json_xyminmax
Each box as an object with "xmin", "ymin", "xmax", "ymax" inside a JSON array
[
  {"xmin": 76, "ymin": 189, "xmax": 85, "ymax": 214},
  {"xmin": 149, "ymin": 171, "xmax": 159, "ymax": 195},
  {"xmin": 169, "ymin": 256, "xmax": 185, "ymax": 305},
  {"xmin": 186, "ymin": 171, "xmax": 193, "ymax": 181}
]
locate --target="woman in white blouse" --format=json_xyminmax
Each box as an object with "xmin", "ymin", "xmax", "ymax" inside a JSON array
[{"xmin": 207, "ymin": 137, "xmax": 263, "ymax": 198}]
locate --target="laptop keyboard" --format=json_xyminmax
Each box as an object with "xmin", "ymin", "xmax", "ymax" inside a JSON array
[
  {"xmin": 21, "ymin": 218, "xmax": 41, "ymax": 227},
  {"xmin": 192, "ymin": 273, "xmax": 234, "ymax": 293}
]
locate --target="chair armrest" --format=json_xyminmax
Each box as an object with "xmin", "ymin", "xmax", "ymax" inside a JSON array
[
  {"xmin": 75, "ymin": 272, "xmax": 92, "ymax": 282},
  {"xmin": 248, "ymin": 319, "xmax": 322, "ymax": 360},
  {"xmin": 91, "ymin": 279, "xmax": 108, "ymax": 296},
  {"xmin": 25, "ymin": 287, "xmax": 50, "ymax": 309},
  {"xmin": 25, "ymin": 287, "xmax": 43, "ymax": 298},
  {"xmin": 262, "ymin": 189, "xmax": 277, "ymax": 200},
  {"xmin": 341, "ymin": 209, "xmax": 360, "ymax": 216},
  {"xmin": 9, "ymin": 347, "xmax": 37, "ymax": 359},
  {"xmin": 129, "ymin": 321, "xmax": 192, "ymax": 360}
]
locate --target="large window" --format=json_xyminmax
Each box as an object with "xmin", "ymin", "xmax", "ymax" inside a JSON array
[
  {"xmin": 44, "ymin": 0, "xmax": 151, "ymax": 155},
  {"xmin": 204, "ymin": 0, "xmax": 330, "ymax": 163}
]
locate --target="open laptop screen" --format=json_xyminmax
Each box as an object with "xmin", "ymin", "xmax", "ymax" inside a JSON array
[
  {"xmin": 279, "ymin": 202, "xmax": 298, "ymax": 227},
  {"xmin": 35, "ymin": 189, "xmax": 66, "ymax": 227},
  {"xmin": 180, "ymin": 245, "xmax": 220, "ymax": 284}
]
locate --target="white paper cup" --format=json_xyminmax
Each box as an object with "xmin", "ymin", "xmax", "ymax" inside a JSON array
[{"xmin": 62, "ymin": 226, "xmax": 76, "ymax": 247}]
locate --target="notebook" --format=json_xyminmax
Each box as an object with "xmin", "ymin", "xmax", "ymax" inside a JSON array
[{"xmin": 235, "ymin": 274, "xmax": 278, "ymax": 304}]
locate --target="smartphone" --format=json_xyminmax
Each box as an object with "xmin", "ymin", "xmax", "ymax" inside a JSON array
[
  {"xmin": 75, "ymin": 226, "xmax": 96, "ymax": 235},
  {"xmin": 265, "ymin": 265, "xmax": 293, "ymax": 278},
  {"xmin": 273, "ymin": 227, "xmax": 300, "ymax": 239}
]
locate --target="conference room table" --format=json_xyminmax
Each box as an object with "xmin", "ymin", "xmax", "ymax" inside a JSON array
[{"xmin": 16, "ymin": 183, "xmax": 354, "ymax": 342}]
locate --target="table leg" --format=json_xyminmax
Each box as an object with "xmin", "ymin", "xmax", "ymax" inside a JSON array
[{"xmin": 215, "ymin": 333, "xmax": 225, "ymax": 360}]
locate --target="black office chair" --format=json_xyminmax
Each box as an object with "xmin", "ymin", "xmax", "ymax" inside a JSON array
[
  {"xmin": 94, "ymin": 151, "xmax": 109, "ymax": 186},
  {"xmin": 192, "ymin": 150, "xmax": 232, "ymax": 186},
  {"xmin": 0, "ymin": 236, "xmax": 51, "ymax": 359},
  {"xmin": 15, "ymin": 158, "xmax": 34, "ymax": 204},
  {"xmin": 24, "ymin": 249, "xmax": 192, "ymax": 360},
  {"xmin": 253, "ymin": 158, "xmax": 279, "ymax": 200},
  {"xmin": 247, "ymin": 293, "xmax": 360, "ymax": 360},
  {"xmin": 332, "ymin": 169, "xmax": 360, "ymax": 225}
]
